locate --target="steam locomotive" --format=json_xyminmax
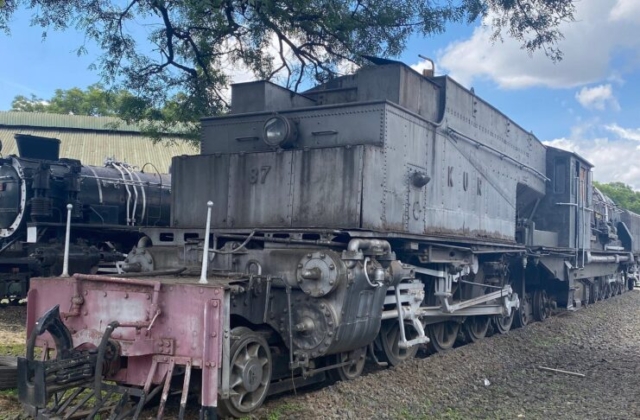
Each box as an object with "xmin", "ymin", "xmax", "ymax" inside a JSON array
[
  {"xmin": 0, "ymin": 134, "xmax": 170, "ymax": 301},
  {"xmin": 17, "ymin": 59, "xmax": 640, "ymax": 419}
]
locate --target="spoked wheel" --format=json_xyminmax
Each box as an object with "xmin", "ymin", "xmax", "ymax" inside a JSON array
[
  {"xmin": 218, "ymin": 327, "xmax": 272, "ymax": 418},
  {"xmin": 462, "ymin": 316, "xmax": 490, "ymax": 343},
  {"xmin": 427, "ymin": 321, "xmax": 460, "ymax": 352},
  {"xmin": 493, "ymin": 308, "xmax": 515, "ymax": 334},
  {"xmin": 581, "ymin": 287, "xmax": 588, "ymax": 307},
  {"xmin": 513, "ymin": 293, "xmax": 530, "ymax": 329},
  {"xmin": 598, "ymin": 281, "xmax": 607, "ymax": 300},
  {"xmin": 533, "ymin": 290, "xmax": 551, "ymax": 321},
  {"xmin": 603, "ymin": 283, "xmax": 611, "ymax": 299},
  {"xmin": 328, "ymin": 347, "xmax": 366, "ymax": 382},
  {"xmin": 590, "ymin": 282, "xmax": 599, "ymax": 304},
  {"xmin": 376, "ymin": 320, "xmax": 420, "ymax": 367}
]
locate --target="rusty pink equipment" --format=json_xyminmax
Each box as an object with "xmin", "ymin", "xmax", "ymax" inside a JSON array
[
  {"xmin": 21, "ymin": 274, "xmax": 224, "ymax": 419},
  {"xmin": 17, "ymin": 59, "xmax": 640, "ymax": 419}
]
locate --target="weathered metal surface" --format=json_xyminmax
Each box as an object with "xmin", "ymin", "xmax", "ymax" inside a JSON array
[
  {"xmin": 174, "ymin": 146, "xmax": 365, "ymax": 229},
  {"xmin": 620, "ymin": 210, "xmax": 640, "ymax": 253},
  {"xmin": 304, "ymin": 64, "xmax": 442, "ymax": 122},
  {"xmin": 435, "ymin": 77, "xmax": 546, "ymax": 194},
  {"xmin": 230, "ymin": 81, "xmax": 316, "ymax": 114},
  {"xmin": 171, "ymin": 153, "xmax": 229, "ymax": 228},
  {"xmin": 291, "ymin": 146, "xmax": 363, "ymax": 228},
  {"xmin": 189, "ymin": 62, "xmax": 549, "ymax": 242},
  {"xmin": 227, "ymin": 151, "xmax": 294, "ymax": 228},
  {"xmin": 200, "ymin": 102, "xmax": 386, "ymax": 155},
  {"xmin": 534, "ymin": 147, "xmax": 593, "ymax": 249},
  {"xmin": 27, "ymin": 274, "xmax": 224, "ymax": 394},
  {"xmin": 359, "ymin": 103, "xmax": 527, "ymax": 240}
]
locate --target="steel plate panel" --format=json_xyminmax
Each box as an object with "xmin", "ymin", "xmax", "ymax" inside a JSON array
[
  {"xmin": 621, "ymin": 210, "xmax": 640, "ymax": 253},
  {"xmin": 227, "ymin": 152, "xmax": 293, "ymax": 228},
  {"xmin": 171, "ymin": 154, "xmax": 229, "ymax": 228},
  {"xmin": 423, "ymin": 130, "xmax": 515, "ymax": 240},
  {"xmin": 441, "ymin": 78, "xmax": 546, "ymax": 195},
  {"xmin": 291, "ymin": 146, "xmax": 363, "ymax": 228},
  {"xmin": 361, "ymin": 146, "xmax": 387, "ymax": 231},
  {"xmin": 384, "ymin": 108, "xmax": 430, "ymax": 234},
  {"xmin": 201, "ymin": 103, "xmax": 386, "ymax": 154}
]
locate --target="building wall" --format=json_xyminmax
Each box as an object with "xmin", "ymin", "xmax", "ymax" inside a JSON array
[{"xmin": 0, "ymin": 112, "xmax": 197, "ymax": 173}]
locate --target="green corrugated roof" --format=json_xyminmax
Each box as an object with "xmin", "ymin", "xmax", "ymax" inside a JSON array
[
  {"xmin": 0, "ymin": 112, "xmax": 198, "ymax": 173},
  {"xmin": 0, "ymin": 111, "xmax": 145, "ymax": 132}
]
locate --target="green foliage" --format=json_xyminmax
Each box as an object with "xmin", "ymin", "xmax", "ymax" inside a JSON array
[
  {"xmin": 10, "ymin": 94, "xmax": 49, "ymax": 113},
  {"xmin": 0, "ymin": 342, "xmax": 25, "ymax": 356},
  {"xmin": 264, "ymin": 403, "xmax": 301, "ymax": 420},
  {"xmin": 594, "ymin": 181, "xmax": 640, "ymax": 214},
  {"xmin": 12, "ymin": 84, "xmax": 133, "ymax": 117},
  {"xmin": 1, "ymin": 0, "xmax": 576, "ymax": 141},
  {"xmin": 10, "ymin": 85, "xmax": 199, "ymax": 142}
]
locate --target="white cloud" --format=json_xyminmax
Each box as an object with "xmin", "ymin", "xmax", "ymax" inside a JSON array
[
  {"xmin": 607, "ymin": 72, "xmax": 626, "ymax": 86},
  {"xmin": 545, "ymin": 122, "xmax": 640, "ymax": 189},
  {"xmin": 605, "ymin": 123, "xmax": 640, "ymax": 142},
  {"xmin": 428, "ymin": 0, "xmax": 640, "ymax": 89},
  {"xmin": 575, "ymin": 84, "xmax": 619, "ymax": 111},
  {"xmin": 610, "ymin": 0, "xmax": 640, "ymax": 23}
]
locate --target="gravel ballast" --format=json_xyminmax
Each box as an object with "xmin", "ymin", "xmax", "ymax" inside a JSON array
[
  {"xmin": 256, "ymin": 291, "xmax": 640, "ymax": 420},
  {"xmin": 2, "ymin": 292, "xmax": 640, "ymax": 419}
]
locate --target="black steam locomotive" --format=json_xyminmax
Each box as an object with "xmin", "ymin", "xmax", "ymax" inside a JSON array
[
  {"xmin": 0, "ymin": 134, "xmax": 170, "ymax": 301},
  {"xmin": 16, "ymin": 60, "xmax": 640, "ymax": 420}
]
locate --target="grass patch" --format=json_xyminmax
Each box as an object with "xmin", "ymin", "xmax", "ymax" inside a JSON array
[
  {"xmin": 0, "ymin": 343, "xmax": 26, "ymax": 357},
  {"xmin": 258, "ymin": 403, "xmax": 303, "ymax": 420},
  {"xmin": 0, "ymin": 388, "xmax": 21, "ymax": 415},
  {"xmin": 532, "ymin": 336, "xmax": 564, "ymax": 348},
  {"xmin": 440, "ymin": 408, "xmax": 465, "ymax": 420},
  {"xmin": 0, "ymin": 388, "xmax": 17, "ymax": 398}
]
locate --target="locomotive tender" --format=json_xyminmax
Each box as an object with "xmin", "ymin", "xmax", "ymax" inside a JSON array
[
  {"xmin": 17, "ymin": 60, "xmax": 640, "ymax": 419},
  {"xmin": 0, "ymin": 134, "xmax": 170, "ymax": 301}
]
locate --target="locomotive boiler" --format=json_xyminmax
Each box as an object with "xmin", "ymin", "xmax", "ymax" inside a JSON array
[
  {"xmin": 16, "ymin": 59, "xmax": 640, "ymax": 419},
  {"xmin": 0, "ymin": 134, "xmax": 170, "ymax": 300}
]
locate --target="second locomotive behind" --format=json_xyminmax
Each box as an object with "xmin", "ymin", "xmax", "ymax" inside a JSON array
[{"xmin": 0, "ymin": 134, "xmax": 170, "ymax": 300}]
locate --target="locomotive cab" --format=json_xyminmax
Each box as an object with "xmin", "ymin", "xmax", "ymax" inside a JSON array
[{"xmin": 532, "ymin": 147, "xmax": 593, "ymax": 250}]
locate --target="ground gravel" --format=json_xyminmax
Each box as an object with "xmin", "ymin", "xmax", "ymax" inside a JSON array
[
  {"xmin": 254, "ymin": 290, "xmax": 640, "ymax": 420},
  {"xmin": 2, "ymin": 291, "xmax": 640, "ymax": 419}
]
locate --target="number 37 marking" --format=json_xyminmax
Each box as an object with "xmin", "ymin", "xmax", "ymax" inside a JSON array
[{"xmin": 249, "ymin": 166, "xmax": 271, "ymax": 184}]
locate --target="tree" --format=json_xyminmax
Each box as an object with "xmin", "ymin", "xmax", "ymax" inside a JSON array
[
  {"xmin": 12, "ymin": 84, "xmax": 131, "ymax": 117},
  {"xmin": 0, "ymin": 0, "xmax": 576, "ymax": 139},
  {"xmin": 11, "ymin": 94, "xmax": 50, "ymax": 113},
  {"xmin": 10, "ymin": 85, "xmax": 199, "ymax": 141},
  {"xmin": 594, "ymin": 182, "xmax": 640, "ymax": 215}
]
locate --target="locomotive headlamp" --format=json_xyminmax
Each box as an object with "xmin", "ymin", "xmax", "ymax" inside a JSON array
[{"xmin": 263, "ymin": 116, "xmax": 297, "ymax": 148}]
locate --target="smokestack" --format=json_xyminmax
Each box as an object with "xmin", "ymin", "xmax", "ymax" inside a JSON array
[{"xmin": 418, "ymin": 55, "xmax": 435, "ymax": 78}]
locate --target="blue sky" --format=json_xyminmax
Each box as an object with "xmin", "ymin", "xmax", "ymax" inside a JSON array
[{"xmin": 1, "ymin": 0, "xmax": 640, "ymax": 187}]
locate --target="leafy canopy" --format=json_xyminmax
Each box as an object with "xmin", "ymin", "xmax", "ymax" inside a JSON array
[
  {"xmin": 1, "ymin": 0, "xmax": 575, "ymax": 139},
  {"xmin": 10, "ymin": 84, "xmax": 197, "ymax": 141},
  {"xmin": 12, "ymin": 84, "xmax": 139, "ymax": 117},
  {"xmin": 594, "ymin": 182, "xmax": 640, "ymax": 215}
]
